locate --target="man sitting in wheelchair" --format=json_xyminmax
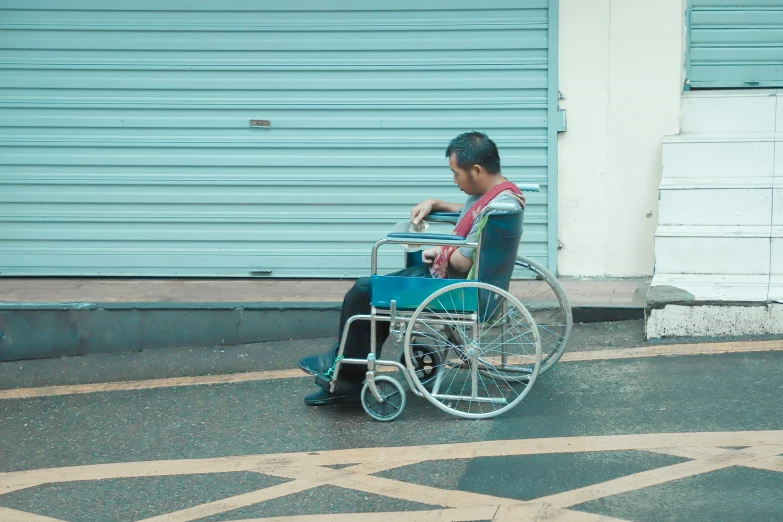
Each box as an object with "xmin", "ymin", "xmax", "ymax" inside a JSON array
[{"xmin": 299, "ymin": 131, "xmax": 526, "ymax": 407}]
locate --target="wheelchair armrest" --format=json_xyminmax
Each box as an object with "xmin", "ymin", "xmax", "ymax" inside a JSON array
[
  {"xmin": 386, "ymin": 232, "xmax": 468, "ymax": 246},
  {"xmin": 427, "ymin": 212, "xmax": 460, "ymax": 224}
]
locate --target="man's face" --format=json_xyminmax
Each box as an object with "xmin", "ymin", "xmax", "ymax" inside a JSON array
[{"xmin": 449, "ymin": 154, "xmax": 478, "ymax": 195}]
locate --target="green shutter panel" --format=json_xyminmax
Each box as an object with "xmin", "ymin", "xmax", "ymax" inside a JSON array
[
  {"xmin": 688, "ymin": 0, "xmax": 783, "ymax": 88},
  {"xmin": 0, "ymin": 0, "xmax": 557, "ymax": 277}
]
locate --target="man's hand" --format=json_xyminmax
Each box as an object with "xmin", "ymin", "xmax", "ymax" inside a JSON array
[
  {"xmin": 422, "ymin": 247, "xmax": 440, "ymax": 265},
  {"xmin": 411, "ymin": 199, "xmax": 463, "ymax": 226},
  {"xmin": 410, "ymin": 199, "xmax": 435, "ymax": 226}
]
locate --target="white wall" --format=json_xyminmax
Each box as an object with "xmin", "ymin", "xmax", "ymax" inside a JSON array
[{"xmin": 557, "ymin": 0, "xmax": 685, "ymax": 276}]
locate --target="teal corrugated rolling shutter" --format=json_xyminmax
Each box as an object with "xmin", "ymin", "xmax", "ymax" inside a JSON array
[
  {"xmin": 0, "ymin": 0, "xmax": 556, "ymax": 277},
  {"xmin": 688, "ymin": 0, "xmax": 783, "ymax": 88}
]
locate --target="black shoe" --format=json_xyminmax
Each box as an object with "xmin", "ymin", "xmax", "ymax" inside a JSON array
[
  {"xmin": 304, "ymin": 382, "xmax": 362, "ymax": 406},
  {"xmin": 299, "ymin": 351, "xmax": 336, "ymax": 376}
]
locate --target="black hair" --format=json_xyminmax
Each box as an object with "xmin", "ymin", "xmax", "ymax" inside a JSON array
[{"xmin": 445, "ymin": 131, "xmax": 501, "ymax": 174}]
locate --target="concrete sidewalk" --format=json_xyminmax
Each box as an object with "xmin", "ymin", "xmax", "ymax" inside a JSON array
[
  {"xmin": 0, "ymin": 277, "xmax": 649, "ymax": 306},
  {"xmin": 0, "ymin": 277, "xmax": 650, "ymax": 361}
]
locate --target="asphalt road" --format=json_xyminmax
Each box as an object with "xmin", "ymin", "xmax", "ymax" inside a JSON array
[{"xmin": 0, "ymin": 320, "xmax": 781, "ymax": 522}]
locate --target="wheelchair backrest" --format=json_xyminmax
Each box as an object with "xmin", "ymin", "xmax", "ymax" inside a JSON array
[
  {"xmin": 473, "ymin": 209, "xmax": 524, "ymax": 321},
  {"xmin": 475, "ymin": 209, "xmax": 524, "ymax": 292}
]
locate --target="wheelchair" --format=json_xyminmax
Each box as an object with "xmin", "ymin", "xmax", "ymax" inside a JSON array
[{"xmin": 322, "ymin": 197, "xmax": 546, "ymax": 421}]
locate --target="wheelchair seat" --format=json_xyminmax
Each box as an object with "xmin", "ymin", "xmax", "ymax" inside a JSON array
[{"xmin": 370, "ymin": 209, "xmax": 524, "ymax": 311}]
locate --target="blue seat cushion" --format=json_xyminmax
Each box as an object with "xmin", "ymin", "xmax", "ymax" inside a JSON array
[{"xmin": 370, "ymin": 275, "xmax": 478, "ymax": 312}]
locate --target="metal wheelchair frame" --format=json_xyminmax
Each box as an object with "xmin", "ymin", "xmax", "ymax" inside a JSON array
[{"xmin": 326, "ymin": 199, "xmax": 544, "ymax": 421}]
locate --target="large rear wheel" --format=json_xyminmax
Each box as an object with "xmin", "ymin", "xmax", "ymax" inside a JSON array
[
  {"xmin": 403, "ymin": 282, "xmax": 542, "ymax": 419},
  {"xmin": 512, "ymin": 255, "xmax": 573, "ymax": 374}
]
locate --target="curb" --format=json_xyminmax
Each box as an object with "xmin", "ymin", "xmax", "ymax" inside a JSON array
[
  {"xmin": 0, "ymin": 301, "xmax": 641, "ymax": 362},
  {"xmin": 573, "ymin": 306, "xmax": 644, "ymax": 323}
]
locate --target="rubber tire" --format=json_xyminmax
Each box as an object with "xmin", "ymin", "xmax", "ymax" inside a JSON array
[
  {"xmin": 361, "ymin": 376, "xmax": 406, "ymax": 422},
  {"xmin": 515, "ymin": 255, "xmax": 573, "ymax": 374}
]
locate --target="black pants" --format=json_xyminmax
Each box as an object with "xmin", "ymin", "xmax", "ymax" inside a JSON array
[{"xmin": 334, "ymin": 264, "xmax": 431, "ymax": 383}]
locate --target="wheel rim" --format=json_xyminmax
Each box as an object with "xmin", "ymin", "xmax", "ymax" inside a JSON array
[
  {"xmin": 404, "ymin": 282, "xmax": 542, "ymax": 419},
  {"xmin": 362, "ymin": 377, "xmax": 405, "ymax": 421},
  {"xmin": 513, "ymin": 256, "xmax": 573, "ymax": 374}
]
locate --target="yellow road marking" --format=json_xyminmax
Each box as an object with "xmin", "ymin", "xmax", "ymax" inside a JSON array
[
  {"xmin": 744, "ymin": 455, "xmax": 783, "ymax": 473},
  {"xmin": 2, "ymin": 432, "xmax": 781, "ymax": 493},
  {"xmin": 494, "ymin": 505, "xmax": 632, "ymax": 522},
  {"xmin": 534, "ymin": 445, "xmax": 783, "ymax": 509},
  {"xmin": 0, "ymin": 339, "xmax": 780, "ymax": 401},
  {"xmin": 0, "ymin": 507, "xmax": 65, "ymax": 521},
  {"xmin": 0, "ymin": 369, "xmax": 304, "ymax": 400},
  {"xmin": 136, "ymin": 462, "xmax": 412, "ymax": 522},
  {"xmin": 1, "ymin": 432, "xmax": 780, "ymax": 522},
  {"xmin": 227, "ymin": 506, "xmax": 502, "ymax": 522},
  {"xmin": 136, "ymin": 480, "xmax": 318, "ymax": 522},
  {"xmin": 630, "ymin": 440, "xmax": 783, "ymax": 473},
  {"xmin": 560, "ymin": 340, "xmax": 783, "ymax": 362},
  {"xmin": 299, "ymin": 468, "xmax": 517, "ymax": 510}
]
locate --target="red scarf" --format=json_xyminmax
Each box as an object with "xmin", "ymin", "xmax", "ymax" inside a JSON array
[{"xmin": 429, "ymin": 181, "xmax": 523, "ymax": 278}]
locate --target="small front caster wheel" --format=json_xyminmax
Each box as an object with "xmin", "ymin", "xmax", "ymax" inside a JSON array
[{"xmin": 361, "ymin": 376, "xmax": 406, "ymax": 422}]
